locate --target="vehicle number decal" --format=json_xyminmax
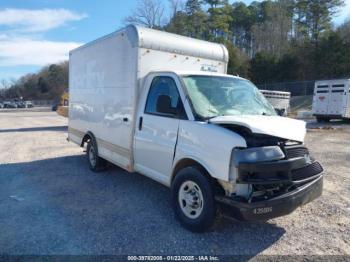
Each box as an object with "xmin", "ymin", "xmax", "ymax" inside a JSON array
[{"xmin": 253, "ymin": 207, "xmax": 273, "ymax": 215}]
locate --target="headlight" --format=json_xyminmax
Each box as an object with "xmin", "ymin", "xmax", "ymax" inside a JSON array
[{"xmin": 233, "ymin": 146, "xmax": 285, "ymax": 166}]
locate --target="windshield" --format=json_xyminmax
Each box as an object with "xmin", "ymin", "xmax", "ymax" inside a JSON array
[{"xmin": 182, "ymin": 75, "xmax": 276, "ymax": 119}]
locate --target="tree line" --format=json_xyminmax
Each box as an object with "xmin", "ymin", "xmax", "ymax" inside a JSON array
[
  {"xmin": 127, "ymin": 0, "xmax": 350, "ymax": 82},
  {"xmin": 0, "ymin": 62, "xmax": 68, "ymax": 101},
  {"xmin": 1, "ymin": 0, "xmax": 349, "ymax": 100}
]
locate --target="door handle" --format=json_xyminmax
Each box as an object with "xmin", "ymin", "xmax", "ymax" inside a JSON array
[{"xmin": 138, "ymin": 116, "xmax": 143, "ymax": 131}]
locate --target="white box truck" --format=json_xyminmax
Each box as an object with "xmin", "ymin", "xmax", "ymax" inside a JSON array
[
  {"xmin": 68, "ymin": 25, "xmax": 323, "ymax": 232},
  {"xmin": 312, "ymin": 79, "xmax": 350, "ymax": 122}
]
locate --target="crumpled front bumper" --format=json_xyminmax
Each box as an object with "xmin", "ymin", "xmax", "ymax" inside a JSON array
[
  {"xmin": 215, "ymin": 152, "xmax": 324, "ymax": 221},
  {"xmin": 216, "ymin": 174, "xmax": 323, "ymax": 221}
]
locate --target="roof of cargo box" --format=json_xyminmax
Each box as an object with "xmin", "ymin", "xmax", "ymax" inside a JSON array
[{"xmin": 70, "ymin": 25, "xmax": 229, "ymax": 63}]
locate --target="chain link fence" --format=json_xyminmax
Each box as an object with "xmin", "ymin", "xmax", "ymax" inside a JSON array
[{"xmin": 257, "ymin": 81, "xmax": 315, "ymax": 97}]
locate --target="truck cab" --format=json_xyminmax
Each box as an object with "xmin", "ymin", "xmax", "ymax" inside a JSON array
[{"xmin": 131, "ymin": 71, "xmax": 323, "ymax": 231}]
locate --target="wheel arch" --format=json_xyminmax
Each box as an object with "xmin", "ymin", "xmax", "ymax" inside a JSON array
[
  {"xmin": 171, "ymin": 157, "xmax": 224, "ymax": 195},
  {"xmin": 80, "ymin": 131, "xmax": 96, "ymax": 148}
]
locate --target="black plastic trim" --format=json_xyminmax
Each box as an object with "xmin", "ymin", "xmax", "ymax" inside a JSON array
[
  {"xmin": 238, "ymin": 157, "xmax": 307, "ymax": 173},
  {"xmin": 216, "ymin": 175, "xmax": 323, "ymax": 221},
  {"xmin": 313, "ymin": 114, "xmax": 343, "ymax": 118}
]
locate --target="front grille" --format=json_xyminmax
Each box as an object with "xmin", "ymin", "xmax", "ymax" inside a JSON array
[
  {"xmin": 285, "ymin": 146, "xmax": 309, "ymax": 159},
  {"xmin": 291, "ymin": 162, "xmax": 323, "ymax": 181}
]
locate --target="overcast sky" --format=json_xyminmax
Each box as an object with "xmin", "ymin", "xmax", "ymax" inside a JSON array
[{"xmin": 0, "ymin": 0, "xmax": 349, "ymax": 81}]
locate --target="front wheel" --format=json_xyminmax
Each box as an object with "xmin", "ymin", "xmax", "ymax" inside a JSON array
[{"xmin": 171, "ymin": 167, "xmax": 217, "ymax": 232}]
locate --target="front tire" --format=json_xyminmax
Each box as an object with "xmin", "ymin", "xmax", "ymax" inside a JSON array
[
  {"xmin": 171, "ymin": 167, "xmax": 217, "ymax": 232},
  {"xmin": 86, "ymin": 139, "xmax": 107, "ymax": 172}
]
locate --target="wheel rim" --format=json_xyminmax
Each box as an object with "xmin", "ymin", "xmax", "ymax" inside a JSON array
[
  {"xmin": 89, "ymin": 145, "xmax": 97, "ymax": 167},
  {"xmin": 178, "ymin": 180, "xmax": 204, "ymax": 219}
]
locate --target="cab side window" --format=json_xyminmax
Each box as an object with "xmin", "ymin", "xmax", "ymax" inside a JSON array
[{"xmin": 145, "ymin": 76, "xmax": 187, "ymax": 119}]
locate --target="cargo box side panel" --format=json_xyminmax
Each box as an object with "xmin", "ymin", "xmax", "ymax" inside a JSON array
[
  {"xmin": 328, "ymin": 80, "xmax": 347, "ymax": 117},
  {"xmin": 69, "ymin": 32, "xmax": 137, "ymax": 170}
]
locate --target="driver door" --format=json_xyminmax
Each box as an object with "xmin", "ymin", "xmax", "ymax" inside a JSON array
[{"xmin": 133, "ymin": 75, "xmax": 186, "ymax": 185}]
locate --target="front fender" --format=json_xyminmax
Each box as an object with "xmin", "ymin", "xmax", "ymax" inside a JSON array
[{"xmin": 174, "ymin": 120, "xmax": 246, "ymax": 182}]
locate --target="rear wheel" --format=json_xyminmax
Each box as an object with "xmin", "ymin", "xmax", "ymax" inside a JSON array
[
  {"xmin": 86, "ymin": 139, "xmax": 107, "ymax": 172},
  {"xmin": 171, "ymin": 167, "xmax": 217, "ymax": 232}
]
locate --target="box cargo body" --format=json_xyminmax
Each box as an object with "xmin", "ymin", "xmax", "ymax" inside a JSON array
[
  {"xmin": 68, "ymin": 25, "xmax": 228, "ymax": 171},
  {"xmin": 312, "ymin": 79, "xmax": 350, "ymax": 121}
]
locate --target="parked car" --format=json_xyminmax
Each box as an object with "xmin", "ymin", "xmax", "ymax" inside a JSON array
[
  {"xmin": 24, "ymin": 101, "xmax": 34, "ymax": 108},
  {"xmin": 16, "ymin": 101, "xmax": 26, "ymax": 108},
  {"xmin": 0, "ymin": 102, "xmax": 3, "ymax": 108},
  {"xmin": 68, "ymin": 25, "xmax": 324, "ymax": 232},
  {"xmin": 4, "ymin": 101, "xmax": 17, "ymax": 108}
]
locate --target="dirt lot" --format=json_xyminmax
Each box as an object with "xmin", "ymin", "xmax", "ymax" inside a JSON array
[{"xmin": 0, "ymin": 110, "xmax": 349, "ymax": 256}]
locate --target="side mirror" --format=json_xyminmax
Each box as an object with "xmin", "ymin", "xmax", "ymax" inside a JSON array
[{"xmin": 156, "ymin": 95, "xmax": 177, "ymax": 115}]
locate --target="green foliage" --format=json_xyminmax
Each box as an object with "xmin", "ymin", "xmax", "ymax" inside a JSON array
[
  {"xmin": 206, "ymin": 0, "xmax": 233, "ymax": 41},
  {"xmin": 226, "ymin": 42, "xmax": 250, "ymax": 77},
  {"xmin": 249, "ymin": 29, "xmax": 350, "ymax": 84},
  {"xmin": 166, "ymin": 11, "xmax": 189, "ymax": 35},
  {"xmin": 313, "ymin": 32, "xmax": 350, "ymax": 78},
  {"xmin": 338, "ymin": 20, "xmax": 350, "ymax": 43},
  {"xmin": 251, "ymin": 0, "xmax": 294, "ymax": 58},
  {"xmin": 166, "ymin": 0, "xmax": 208, "ymax": 38},
  {"xmin": 185, "ymin": 0, "xmax": 208, "ymax": 38},
  {"xmin": 250, "ymin": 52, "xmax": 277, "ymax": 83},
  {"xmin": 1, "ymin": 0, "xmax": 349, "ymax": 100},
  {"xmin": 295, "ymin": 0, "xmax": 344, "ymax": 44},
  {"xmin": 216, "ymin": 0, "xmax": 346, "ymax": 83},
  {"xmin": 2, "ymin": 61, "xmax": 68, "ymax": 100},
  {"xmin": 185, "ymin": 0, "xmax": 201, "ymax": 14},
  {"xmin": 275, "ymin": 53, "xmax": 300, "ymax": 81}
]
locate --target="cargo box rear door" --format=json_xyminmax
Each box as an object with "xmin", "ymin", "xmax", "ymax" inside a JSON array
[
  {"xmin": 328, "ymin": 81, "xmax": 346, "ymax": 116},
  {"xmin": 313, "ymin": 83, "xmax": 330, "ymax": 115}
]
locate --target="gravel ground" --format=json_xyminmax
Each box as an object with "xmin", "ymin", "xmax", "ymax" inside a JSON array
[{"xmin": 0, "ymin": 110, "xmax": 349, "ymax": 256}]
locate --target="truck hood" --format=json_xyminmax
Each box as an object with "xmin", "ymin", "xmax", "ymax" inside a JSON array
[{"xmin": 209, "ymin": 115, "xmax": 306, "ymax": 142}]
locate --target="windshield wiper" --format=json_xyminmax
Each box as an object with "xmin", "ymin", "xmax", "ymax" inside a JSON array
[{"xmin": 204, "ymin": 116, "xmax": 218, "ymax": 121}]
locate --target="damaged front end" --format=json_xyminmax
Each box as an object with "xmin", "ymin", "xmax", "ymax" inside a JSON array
[{"xmin": 215, "ymin": 126, "xmax": 323, "ymax": 221}]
